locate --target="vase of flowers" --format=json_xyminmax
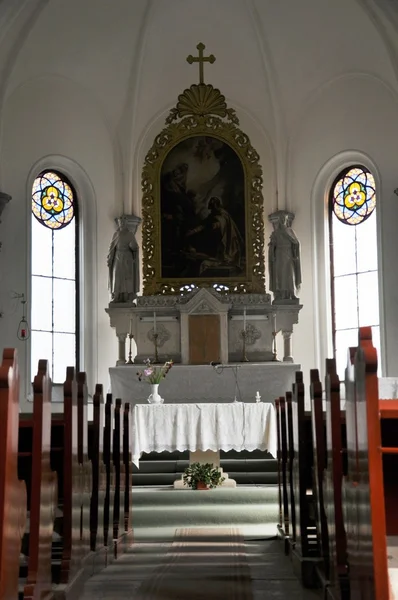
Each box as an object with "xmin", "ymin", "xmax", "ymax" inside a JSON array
[
  {"xmin": 137, "ymin": 358, "xmax": 173, "ymax": 404},
  {"xmin": 147, "ymin": 383, "xmax": 162, "ymax": 404}
]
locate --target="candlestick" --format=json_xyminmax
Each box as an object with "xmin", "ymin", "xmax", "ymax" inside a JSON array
[
  {"xmin": 272, "ymin": 313, "xmax": 278, "ymax": 361},
  {"xmin": 153, "ymin": 332, "xmax": 159, "ymax": 363},
  {"xmin": 153, "ymin": 311, "xmax": 157, "ymax": 334},
  {"xmin": 126, "ymin": 334, "xmax": 134, "ymax": 364},
  {"xmin": 243, "ymin": 307, "xmax": 246, "ymax": 331},
  {"xmin": 241, "ymin": 330, "xmax": 249, "ymax": 362}
]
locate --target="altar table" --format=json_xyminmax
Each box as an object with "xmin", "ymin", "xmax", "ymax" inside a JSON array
[{"xmin": 131, "ymin": 402, "xmax": 277, "ymax": 468}]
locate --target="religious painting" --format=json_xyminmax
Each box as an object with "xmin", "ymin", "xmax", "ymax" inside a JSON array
[
  {"xmin": 141, "ymin": 75, "xmax": 265, "ymax": 295},
  {"xmin": 160, "ymin": 136, "xmax": 245, "ymax": 280}
]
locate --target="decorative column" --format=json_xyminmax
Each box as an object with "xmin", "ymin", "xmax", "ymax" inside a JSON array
[
  {"xmin": 282, "ymin": 330, "xmax": 293, "ymax": 363},
  {"xmin": 117, "ymin": 333, "xmax": 127, "ymax": 366},
  {"xmin": 180, "ymin": 313, "xmax": 190, "ymax": 364}
]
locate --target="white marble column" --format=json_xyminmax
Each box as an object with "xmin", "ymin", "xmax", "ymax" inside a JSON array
[
  {"xmin": 282, "ymin": 330, "xmax": 293, "ymax": 363},
  {"xmin": 117, "ymin": 333, "xmax": 127, "ymax": 365}
]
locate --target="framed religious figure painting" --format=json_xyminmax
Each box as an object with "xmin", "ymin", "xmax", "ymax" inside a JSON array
[{"xmin": 141, "ymin": 79, "xmax": 265, "ymax": 295}]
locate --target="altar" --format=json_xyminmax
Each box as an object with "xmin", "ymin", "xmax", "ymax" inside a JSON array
[
  {"xmin": 131, "ymin": 402, "xmax": 277, "ymax": 468},
  {"xmin": 109, "ymin": 361, "xmax": 300, "ymax": 406},
  {"xmin": 105, "ymin": 43, "xmax": 304, "ymax": 406}
]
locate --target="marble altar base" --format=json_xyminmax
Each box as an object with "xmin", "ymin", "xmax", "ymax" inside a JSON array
[{"xmin": 109, "ymin": 362, "xmax": 300, "ymax": 405}]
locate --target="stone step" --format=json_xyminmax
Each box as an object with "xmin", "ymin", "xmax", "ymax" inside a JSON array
[
  {"xmin": 132, "ymin": 458, "xmax": 277, "ymax": 473},
  {"xmin": 132, "ymin": 471, "xmax": 278, "ymax": 486},
  {"xmin": 131, "ymin": 486, "xmax": 279, "ymax": 540}
]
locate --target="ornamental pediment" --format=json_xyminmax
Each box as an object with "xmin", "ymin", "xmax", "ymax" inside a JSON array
[{"xmin": 179, "ymin": 287, "xmax": 231, "ymax": 315}]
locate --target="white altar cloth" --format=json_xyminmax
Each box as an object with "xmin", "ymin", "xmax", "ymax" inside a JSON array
[{"xmin": 131, "ymin": 402, "xmax": 277, "ymax": 467}]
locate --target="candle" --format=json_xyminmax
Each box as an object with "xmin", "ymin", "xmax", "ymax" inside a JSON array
[
  {"xmin": 243, "ymin": 308, "xmax": 246, "ymax": 331},
  {"xmin": 129, "ymin": 318, "xmax": 133, "ymax": 336},
  {"xmin": 153, "ymin": 312, "xmax": 157, "ymax": 334},
  {"xmin": 272, "ymin": 313, "xmax": 276, "ymax": 334}
]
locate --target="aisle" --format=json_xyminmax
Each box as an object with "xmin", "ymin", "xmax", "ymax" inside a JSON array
[{"xmin": 79, "ymin": 533, "xmax": 321, "ymax": 600}]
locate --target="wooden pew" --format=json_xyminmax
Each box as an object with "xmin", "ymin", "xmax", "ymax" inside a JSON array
[
  {"xmin": 112, "ymin": 398, "xmax": 124, "ymax": 558},
  {"xmin": 0, "ymin": 349, "xmax": 27, "ymax": 600},
  {"xmin": 122, "ymin": 403, "xmax": 133, "ymax": 547},
  {"xmin": 22, "ymin": 360, "xmax": 57, "ymax": 600},
  {"xmin": 77, "ymin": 372, "xmax": 92, "ymax": 561},
  {"xmin": 343, "ymin": 326, "xmax": 398, "ymax": 599},
  {"xmin": 103, "ymin": 394, "xmax": 114, "ymax": 564},
  {"xmin": 276, "ymin": 395, "xmax": 290, "ymax": 553},
  {"xmin": 323, "ymin": 358, "xmax": 349, "ymax": 600},
  {"xmin": 291, "ymin": 371, "xmax": 319, "ymax": 586},
  {"xmin": 309, "ymin": 369, "xmax": 329, "ymax": 586},
  {"xmin": 285, "ymin": 391, "xmax": 296, "ymax": 553},
  {"xmin": 18, "ymin": 367, "xmax": 101, "ymax": 598},
  {"xmin": 89, "ymin": 384, "xmax": 105, "ymax": 557},
  {"xmin": 112, "ymin": 398, "xmax": 133, "ymax": 558},
  {"xmin": 274, "ymin": 398, "xmax": 284, "ymax": 539}
]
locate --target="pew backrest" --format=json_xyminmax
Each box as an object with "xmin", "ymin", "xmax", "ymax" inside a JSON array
[
  {"xmin": 324, "ymin": 358, "xmax": 348, "ymax": 591},
  {"xmin": 310, "ymin": 368, "xmax": 329, "ymax": 575},
  {"xmin": 24, "ymin": 359, "xmax": 57, "ymax": 600},
  {"xmin": 0, "ymin": 348, "xmax": 27, "ymax": 600},
  {"xmin": 344, "ymin": 327, "xmax": 389, "ymax": 600}
]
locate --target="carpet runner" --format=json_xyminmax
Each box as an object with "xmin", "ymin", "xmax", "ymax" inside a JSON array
[{"xmin": 137, "ymin": 527, "xmax": 253, "ymax": 599}]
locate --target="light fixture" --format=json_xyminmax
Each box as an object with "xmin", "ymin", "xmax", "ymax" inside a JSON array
[{"xmin": 16, "ymin": 293, "xmax": 30, "ymax": 341}]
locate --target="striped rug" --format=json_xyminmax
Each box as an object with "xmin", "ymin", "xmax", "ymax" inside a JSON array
[{"xmin": 137, "ymin": 527, "xmax": 253, "ymax": 599}]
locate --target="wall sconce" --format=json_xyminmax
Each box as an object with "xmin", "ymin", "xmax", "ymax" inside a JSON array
[{"xmin": 0, "ymin": 192, "xmax": 11, "ymax": 252}]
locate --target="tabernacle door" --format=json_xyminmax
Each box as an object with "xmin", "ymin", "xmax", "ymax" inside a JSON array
[{"xmin": 188, "ymin": 315, "xmax": 220, "ymax": 365}]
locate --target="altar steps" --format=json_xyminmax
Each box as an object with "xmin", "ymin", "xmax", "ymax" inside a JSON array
[
  {"xmin": 131, "ymin": 485, "xmax": 279, "ymax": 541},
  {"xmin": 132, "ymin": 450, "xmax": 278, "ymax": 487}
]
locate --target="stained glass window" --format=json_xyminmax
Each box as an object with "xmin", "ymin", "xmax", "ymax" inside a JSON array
[
  {"xmin": 31, "ymin": 170, "xmax": 79, "ymax": 384},
  {"xmin": 329, "ymin": 165, "xmax": 380, "ymax": 378},
  {"xmin": 32, "ymin": 171, "xmax": 75, "ymax": 230},
  {"xmin": 331, "ymin": 166, "xmax": 376, "ymax": 225}
]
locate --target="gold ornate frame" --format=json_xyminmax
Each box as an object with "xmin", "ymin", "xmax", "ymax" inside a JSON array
[{"xmin": 141, "ymin": 82, "xmax": 265, "ymax": 295}]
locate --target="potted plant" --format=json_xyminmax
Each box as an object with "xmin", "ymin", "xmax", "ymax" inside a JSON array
[{"xmin": 182, "ymin": 462, "xmax": 225, "ymax": 490}]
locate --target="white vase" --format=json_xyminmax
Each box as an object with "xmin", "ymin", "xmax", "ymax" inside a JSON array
[{"xmin": 147, "ymin": 383, "xmax": 163, "ymax": 404}]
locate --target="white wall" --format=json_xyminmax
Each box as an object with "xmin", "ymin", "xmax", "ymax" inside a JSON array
[{"xmin": 0, "ymin": 0, "xmax": 398, "ymax": 408}]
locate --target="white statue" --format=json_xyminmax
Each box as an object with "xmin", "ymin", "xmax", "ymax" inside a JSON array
[
  {"xmin": 107, "ymin": 215, "xmax": 140, "ymax": 303},
  {"xmin": 268, "ymin": 211, "xmax": 301, "ymax": 301}
]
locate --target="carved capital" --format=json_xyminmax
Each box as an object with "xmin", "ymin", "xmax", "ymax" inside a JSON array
[
  {"xmin": 268, "ymin": 209, "xmax": 295, "ymax": 227},
  {"xmin": 114, "ymin": 214, "xmax": 142, "ymax": 234}
]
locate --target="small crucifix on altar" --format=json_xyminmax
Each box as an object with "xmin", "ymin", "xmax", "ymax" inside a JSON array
[{"xmin": 186, "ymin": 42, "xmax": 216, "ymax": 84}]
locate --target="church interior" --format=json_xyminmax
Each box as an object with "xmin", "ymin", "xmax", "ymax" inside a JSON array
[{"xmin": 1, "ymin": 0, "xmax": 398, "ymax": 598}]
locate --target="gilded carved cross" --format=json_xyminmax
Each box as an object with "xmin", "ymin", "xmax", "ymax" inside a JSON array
[{"xmin": 186, "ymin": 42, "xmax": 216, "ymax": 84}]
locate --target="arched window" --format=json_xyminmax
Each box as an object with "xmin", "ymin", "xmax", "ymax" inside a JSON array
[
  {"xmin": 31, "ymin": 170, "xmax": 79, "ymax": 383},
  {"xmin": 329, "ymin": 165, "xmax": 380, "ymax": 378}
]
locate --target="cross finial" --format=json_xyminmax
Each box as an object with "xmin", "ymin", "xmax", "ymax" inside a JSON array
[{"xmin": 186, "ymin": 42, "xmax": 216, "ymax": 85}]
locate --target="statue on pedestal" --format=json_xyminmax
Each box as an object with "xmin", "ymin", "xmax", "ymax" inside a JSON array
[
  {"xmin": 268, "ymin": 211, "xmax": 301, "ymax": 302},
  {"xmin": 107, "ymin": 215, "xmax": 141, "ymax": 303}
]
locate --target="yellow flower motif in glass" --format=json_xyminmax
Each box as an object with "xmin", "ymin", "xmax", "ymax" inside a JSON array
[
  {"xmin": 344, "ymin": 182, "xmax": 366, "ymax": 209},
  {"xmin": 31, "ymin": 171, "xmax": 75, "ymax": 230},
  {"xmin": 41, "ymin": 186, "xmax": 64, "ymax": 213},
  {"xmin": 332, "ymin": 166, "xmax": 376, "ymax": 226}
]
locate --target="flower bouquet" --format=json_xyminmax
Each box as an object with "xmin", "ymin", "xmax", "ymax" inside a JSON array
[{"xmin": 137, "ymin": 358, "xmax": 173, "ymax": 384}]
